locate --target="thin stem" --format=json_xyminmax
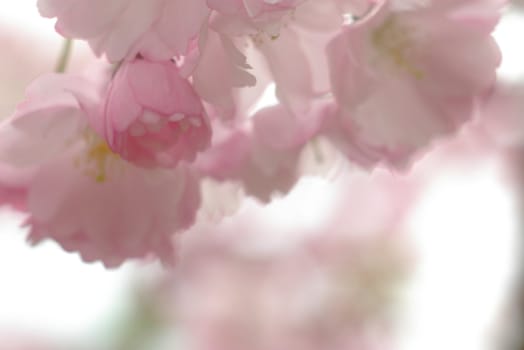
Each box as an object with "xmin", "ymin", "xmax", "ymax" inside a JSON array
[
  {"xmin": 311, "ymin": 137, "xmax": 324, "ymax": 164},
  {"xmin": 55, "ymin": 38, "xmax": 73, "ymax": 73},
  {"xmin": 112, "ymin": 61, "xmax": 123, "ymax": 77}
]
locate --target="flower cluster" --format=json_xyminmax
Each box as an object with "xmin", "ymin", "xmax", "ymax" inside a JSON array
[
  {"xmin": 0, "ymin": 0, "xmax": 505, "ymax": 266},
  {"xmin": 131, "ymin": 168, "xmax": 415, "ymax": 350}
]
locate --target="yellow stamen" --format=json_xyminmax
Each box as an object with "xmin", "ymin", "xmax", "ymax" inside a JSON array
[
  {"xmin": 371, "ymin": 16, "xmax": 424, "ymax": 79},
  {"xmin": 77, "ymin": 130, "xmax": 121, "ymax": 183}
]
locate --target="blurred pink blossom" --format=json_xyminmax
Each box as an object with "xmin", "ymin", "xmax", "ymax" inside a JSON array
[{"xmin": 163, "ymin": 168, "xmax": 414, "ymax": 350}]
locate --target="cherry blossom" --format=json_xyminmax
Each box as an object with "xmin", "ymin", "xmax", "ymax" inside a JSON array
[
  {"xmin": 0, "ymin": 0, "xmax": 510, "ymax": 268},
  {"xmin": 99, "ymin": 58, "xmax": 211, "ymax": 168},
  {"xmin": 196, "ymin": 100, "xmax": 333, "ymax": 202},
  {"xmin": 37, "ymin": 0, "xmax": 211, "ymax": 62},
  {"xmin": 0, "ymin": 73, "xmax": 201, "ymax": 267},
  {"xmin": 326, "ymin": 0, "xmax": 504, "ymax": 168}
]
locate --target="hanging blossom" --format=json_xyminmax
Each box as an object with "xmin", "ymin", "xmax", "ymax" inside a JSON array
[
  {"xmin": 0, "ymin": 67, "xmax": 331, "ymax": 266},
  {"xmin": 37, "ymin": 0, "xmax": 210, "ymax": 62},
  {"xmin": 0, "ymin": 0, "xmax": 509, "ymax": 266},
  {"xmin": 36, "ymin": 0, "xmax": 305, "ymax": 62},
  {"xmin": 324, "ymin": 0, "xmax": 504, "ymax": 168},
  {"xmin": 200, "ymin": 0, "xmax": 348, "ymax": 119},
  {"xmin": 35, "ymin": 0, "xmax": 372, "ymax": 117},
  {"xmin": 0, "ymin": 73, "xmax": 201, "ymax": 267},
  {"xmin": 195, "ymin": 99, "xmax": 336, "ymax": 202},
  {"xmin": 97, "ymin": 58, "xmax": 212, "ymax": 168}
]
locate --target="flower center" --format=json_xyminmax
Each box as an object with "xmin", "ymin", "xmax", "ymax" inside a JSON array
[
  {"xmin": 371, "ymin": 16, "xmax": 423, "ymax": 79},
  {"xmin": 77, "ymin": 130, "xmax": 121, "ymax": 183},
  {"xmin": 248, "ymin": 8, "xmax": 296, "ymax": 46}
]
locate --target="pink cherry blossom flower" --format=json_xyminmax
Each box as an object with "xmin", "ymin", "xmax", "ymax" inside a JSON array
[
  {"xmin": 202, "ymin": 0, "xmax": 358, "ymax": 120},
  {"xmin": 196, "ymin": 101, "xmax": 332, "ymax": 202},
  {"xmin": 37, "ymin": 0, "xmax": 210, "ymax": 62},
  {"xmin": 189, "ymin": 27, "xmax": 257, "ymax": 118},
  {"xmin": 188, "ymin": 1, "xmax": 333, "ymax": 119},
  {"xmin": 326, "ymin": 0, "xmax": 504, "ymax": 168},
  {"xmin": 99, "ymin": 58, "xmax": 211, "ymax": 168},
  {"xmin": 0, "ymin": 73, "xmax": 201, "ymax": 267},
  {"xmin": 196, "ymin": 123, "xmax": 300, "ymax": 203}
]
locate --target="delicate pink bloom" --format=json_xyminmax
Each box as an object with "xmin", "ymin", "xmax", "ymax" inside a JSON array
[
  {"xmin": 196, "ymin": 101, "xmax": 330, "ymax": 202},
  {"xmin": 246, "ymin": 24, "xmax": 318, "ymax": 116},
  {"xmin": 326, "ymin": 0, "xmax": 503, "ymax": 168},
  {"xmin": 203, "ymin": 0, "xmax": 349, "ymax": 119},
  {"xmin": 163, "ymin": 1, "xmax": 323, "ymax": 120},
  {"xmin": 0, "ymin": 73, "xmax": 201, "ymax": 267},
  {"xmin": 99, "ymin": 58, "xmax": 211, "ymax": 168},
  {"xmin": 196, "ymin": 124, "xmax": 298, "ymax": 202},
  {"xmin": 38, "ymin": 0, "xmax": 210, "ymax": 62},
  {"xmin": 190, "ymin": 27, "xmax": 256, "ymax": 118}
]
